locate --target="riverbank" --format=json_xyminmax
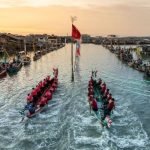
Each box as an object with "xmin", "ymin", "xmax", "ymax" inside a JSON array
[
  {"xmin": 0, "ymin": 33, "xmax": 65, "ymax": 55},
  {"xmin": 102, "ymin": 44, "xmax": 150, "ymax": 78}
]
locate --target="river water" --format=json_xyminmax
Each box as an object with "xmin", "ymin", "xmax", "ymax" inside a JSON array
[{"xmin": 0, "ymin": 44, "xmax": 150, "ymax": 150}]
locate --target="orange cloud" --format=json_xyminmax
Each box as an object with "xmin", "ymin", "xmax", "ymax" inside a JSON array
[{"xmin": 0, "ymin": 5, "xmax": 150, "ymax": 36}]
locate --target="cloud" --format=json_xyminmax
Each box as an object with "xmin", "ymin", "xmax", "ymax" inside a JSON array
[
  {"xmin": 0, "ymin": 5, "xmax": 150, "ymax": 36},
  {"xmin": 0, "ymin": 0, "xmax": 150, "ymax": 8}
]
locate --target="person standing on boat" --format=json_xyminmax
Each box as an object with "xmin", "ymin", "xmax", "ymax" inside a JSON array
[
  {"xmin": 91, "ymin": 70, "xmax": 94, "ymax": 77},
  {"xmin": 95, "ymin": 70, "xmax": 98, "ymax": 78}
]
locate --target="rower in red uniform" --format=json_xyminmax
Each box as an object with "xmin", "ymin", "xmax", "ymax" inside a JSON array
[
  {"xmin": 50, "ymin": 86, "xmax": 55, "ymax": 93},
  {"xmin": 91, "ymin": 98, "xmax": 98, "ymax": 111},
  {"xmin": 31, "ymin": 88, "xmax": 38, "ymax": 103},
  {"xmin": 107, "ymin": 93, "xmax": 112, "ymax": 101},
  {"xmin": 89, "ymin": 77, "xmax": 94, "ymax": 86},
  {"xmin": 107, "ymin": 98, "xmax": 115, "ymax": 111},
  {"xmin": 102, "ymin": 89, "xmax": 109, "ymax": 99},
  {"xmin": 88, "ymin": 88, "xmax": 94, "ymax": 97},
  {"xmin": 88, "ymin": 85, "xmax": 93, "ymax": 91},
  {"xmin": 101, "ymin": 82, "xmax": 106, "ymax": 94},
  {"xmin": 39, "ymin": 96, "xmax": 48, "ymax": 107},
  {"xmin": 52, "ymin": 82, "xmax": 57, "ymax": 90},
  {"xmin": 27, "ymin": 94, "xmax": 33, "ymax": 103},
  {"xmin": 45, "ymin": 91, "xmax": 52, "ymax": 100},
  {"xmin": 88, "ymin": 95, "xmax": 93, "ymax": 102},
  {"xmin": 98, "ymin": 78, "xmax": 102, "ymax": 87}
]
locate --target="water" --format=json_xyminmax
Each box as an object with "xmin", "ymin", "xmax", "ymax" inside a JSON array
[{"xmin": 0, "ymin": 44, "xmax": 150, "ymax": 150}]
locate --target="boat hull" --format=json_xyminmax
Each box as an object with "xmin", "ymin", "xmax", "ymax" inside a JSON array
[
  {"xmin": 7, "ymin": 62, "xmax": 22, "ymax": 75},
  {"xmin": 0, "ymin": 70, "xmax": 7, "ymax": 78},
  {"xmin": 33, "ymin": 55, "xmax": 41, "ymax": 61}
]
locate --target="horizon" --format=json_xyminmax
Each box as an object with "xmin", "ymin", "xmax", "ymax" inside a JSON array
[{"xmin": 0, "ymin": 0, "xmax": 150, "ymax": 36}]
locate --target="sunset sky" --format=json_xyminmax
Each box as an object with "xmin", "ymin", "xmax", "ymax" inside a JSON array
[{"xmin": 0, "ymin": 0, "xmax": 150, "ymax": 36}]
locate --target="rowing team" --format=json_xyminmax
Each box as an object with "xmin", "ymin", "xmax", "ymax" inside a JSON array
[
  {"xmin": 88, "ymin": 77, "xmax": 115, "ymax": 125},
  {"xmin": 23, "ymin": 69, "xmax": 58, "ymax": 117}
]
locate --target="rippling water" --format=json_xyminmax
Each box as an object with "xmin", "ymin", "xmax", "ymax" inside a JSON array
[{"xmin": 0, "ymin": 44, "xmax": 150, "ymax": 150}]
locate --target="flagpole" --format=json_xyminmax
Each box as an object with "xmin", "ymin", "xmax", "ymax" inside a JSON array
[
  {"xmin": 71, "ymin": 17, "xmax": 75, "ymax": 82},
  {"xmin": 71, "ymin": 37, "xmax": 74, "ymax": 82}
]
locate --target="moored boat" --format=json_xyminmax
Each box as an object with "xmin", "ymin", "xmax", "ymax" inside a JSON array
[
  {"xmin": 33, "ymin": 51, "xmax": 42, "ymax": 61},
  {"xmin": 0, "ymin": 69, "xmax": 7, "ymax": 78},
  {"xmin": 7, "ymin": 61, "xmax": 22, "ymax": 75},
  {"xmin": 18, "ymin": 51, "xmax": 31, "ymax": 65},
  {"xmin": 22, "ymin": 56, "xmax": 31, "ymax": 65}
]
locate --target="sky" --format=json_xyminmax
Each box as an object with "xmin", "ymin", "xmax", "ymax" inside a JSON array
[{"xmin": 0, "ymin": 0, "xmax": 150, "ymax": 36}]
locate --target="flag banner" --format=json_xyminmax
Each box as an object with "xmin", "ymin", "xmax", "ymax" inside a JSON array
[
  {"xmin": 72, "ymin": 24, "xmax": 81, "ymax": 40},
  {"xmin": 75, "ymin": 41, "xmax": 81, "ymax": 57}
]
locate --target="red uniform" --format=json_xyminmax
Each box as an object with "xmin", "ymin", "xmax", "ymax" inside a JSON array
[
  {"xmin": 92, "ymin": 99, "xmax": 98, "ymax": 111},
  {"xmin": 104, "ymin": 89, "xmax": 109, "ymax": 97},
  {"xmin": 39, "ymin": 97, "xmax": 47, "ymax": 107},
  {"xmin": 52, "ymin": 83, "xmax": 57, "ymax": 89},
  {"xmin": 107, "ymin": 94, "xmax": 112, "ymax": 100},
  {"xmin": 27, "ymin": 95, "xmax": 33, "ymax": 102},
  {"xmin": 50, "ymin": 87, "xmax": 54, "ymax": 93},
  {"xmin": 31, "ymin": 89, "xmax": 37, "ymax": 96},
  {"xmin": 101, "ymin": 86, "xmax": 106, "ymax": 93},
  {"xmin": 107, "ymin": 101, "xmax": 115, "ymax": 111},
  {"xmin": 45, "ymin": 91, "xmax": 52, "ymax": 100}
]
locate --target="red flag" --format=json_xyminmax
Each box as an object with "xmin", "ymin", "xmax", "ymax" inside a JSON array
[{"xmin": 72, "ymin": 24, "xmax": 81, "ymax": 40}]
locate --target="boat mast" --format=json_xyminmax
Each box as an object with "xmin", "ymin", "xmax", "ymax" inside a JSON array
[
  {"xmin": 3, "ymin": 46, "xmax": 9, "ymax": 63},
  {"xmin": 24, "ymin": 38, "xmax": 27, "ymax": 55}
]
